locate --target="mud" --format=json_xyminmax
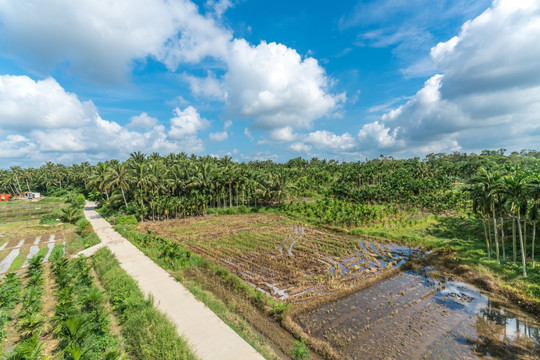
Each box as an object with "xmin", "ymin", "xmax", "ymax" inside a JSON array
[
  {"xmin": 297, "ymin": 268, "xmax": 540, "ymax": 359},
  {"xmin": 139, "ymin": 214, "xmax": 423, "ymax": 301}
]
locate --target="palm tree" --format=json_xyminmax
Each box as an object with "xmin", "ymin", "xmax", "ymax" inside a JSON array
[
  {"xmin": 471, "ymin": 168, "xmax": 502, "ymax": 264},
  {"xmin": 105, "ymin": 162, "xmax": 131, "ymax": 208},
  {"xmin": 504, "ymin": 171, "xmax": 528, "ymax": 276}
]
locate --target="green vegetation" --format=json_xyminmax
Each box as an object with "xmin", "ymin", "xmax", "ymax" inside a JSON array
[
  {"xmin": 50, "ymin": 253, "xmax": 123, "ymax": 359},
  {"xmin": 0, "ymin": 273, "xmax": 22, "ymax": 351},
  {"xmin": 114, "ymin": 224, "xmax": 283, "ymax": 359},
  {"xmin": 92, "ymin": 248, "xmax": 196, "ymax": 360},
  {"xmin": 5, "ymin": 254, "xmax": 46, "ymax": 359},
  {"xmin": 290, "ymin": 339, "xmax": 310, "ymax": 360}
]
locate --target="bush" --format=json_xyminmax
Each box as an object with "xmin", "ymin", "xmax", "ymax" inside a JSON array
[
  {"xmin": 61, "ymin": 207, "xmax": 81, "ymax": 224},
  {"xmin": 115, "ymin": 215, "xmax": 139, "ymax": 225},
  {"xmin": 290, "ymin": 339, "xmax": 310, "ymax": 360},
  {"xmin": 73, "ymin": 194, "xmax": 86, "ymax": 209},
  {"xmin": 76, "ymin": 219, "xmax": 92, "ymax": 237}
]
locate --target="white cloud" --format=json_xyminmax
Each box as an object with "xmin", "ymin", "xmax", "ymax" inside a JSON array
[
  {"xmin": 0, "ymin": 75, "xmax": 96, "ymax": 130},
  {"xmin": 0, "ymin": 75, "xmax": 209, "ymax": 165},
  {"xmin": 206, "ymin": 0, "xmax": 234, "ymax": 19},
  {"xmin": 224, "ymin": 39, "xmax": 345, "ymax": 130},
  {"xmin": 357, "ymin": 121, "xmax": 402, "ymax": 149},
  {"xmin": 209, "ymin": 131, "xmax": 228, "ymax": 141},
  {"xmin": 0, "ymin": 135, "xmax": 36, "ymax": 159},
  {"xmin": 183, "ymin": 71, "xmax": 225, "ymax": 100},
  {"xmin": 304, "ymin": 130, "xmax": 357, "ymax": 152},
  {"xmin": 168, "ymin": 106, "xmax": 210, "ymax": 139},
  {"xmin": 0, "ymin": 0, "xmax": 231, "ymax": 82},
  {"xmin": 290, "ymin": 142, "xmax": 312, "ymax": 153},
  {"xmin": 269, "ymin": 127, "xmax": 296, "ymax": 142},
  {"xmin": 209, "ymin": 119, "xmax": 231, "ymax": 141},
  {"xmin": 358, "ymin": 0, "xmax": 540, "ymax": 155},
  {"xmin": 127, "ymin": 112, "xmax": 158, "ymax": 129},
  {"xmin": 0, "ymin": 1, "xmax": 344, "ymax": 140}
]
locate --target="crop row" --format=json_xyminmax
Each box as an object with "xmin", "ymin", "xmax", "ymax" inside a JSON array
[
  {"xmin": 51, "ymin": 253, "xmax": 123, "ymax": 360},
  {"xmin": 2, "ymin": 254, "xmax": 47, "ymax": 359}
]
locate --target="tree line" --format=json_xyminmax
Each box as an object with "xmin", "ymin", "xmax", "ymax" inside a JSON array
[{"xmin": 469, "ymin": 165, "xmax": 539, "ymax": 276}]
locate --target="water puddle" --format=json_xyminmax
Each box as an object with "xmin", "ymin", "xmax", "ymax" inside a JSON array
[{"xmin": 297, "ymin": 268, "xmax": 540, "ymax": 359}]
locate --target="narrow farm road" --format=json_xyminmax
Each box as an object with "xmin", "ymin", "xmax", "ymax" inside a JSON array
[{"xmin": 83, "ymin": 201, "xmax": 265, "ymax": 360}]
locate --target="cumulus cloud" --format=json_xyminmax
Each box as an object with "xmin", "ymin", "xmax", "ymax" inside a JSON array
[
  {"xmin": 209, "ymin": 120, "xmax": 232, "ymax": 141},
  {"xmin": 127, "ymin": 112, "xmax": 158, "ymax": 129},
  {"xmin": 183, "ymin": 71, "xmax": 225, "ymax": 100},
  {"xmin": 304, "ymin": 130, "xmax": 357, "ymax": 152},
  {"xmin": 269, "ymin": 127, "xmax": 296, "ymax": 142},
  {"xmin": 290, "ymin": 142, "xmax": 312, "ymax": 153},
  {"xmin": 168, "ymin": 106, "xmax": 210, "ymax": 139},
  {"xmin": 0, "ymin": 0, "xmax": 231, "ymax": 82},
  {"xmin": 359, "ymin": 0, "xmax": 540, "ymax": 155},
  {"xmin": 224, "ymin": 39, "xmax": 345, "ymax": 130},
  {"xmin": 206, "ymin": 0, "xmax": 234, "ymax": 19},
  {"xmin": 0, "ymin": 75, "xmax": 208, "ymax": 165},
  {"xmin": 0, "ymin": 75, "xmax": 96, "ymax": 130},
  {"xmin": 0, "ymin": 0, "xmax": 343, "ymax": 140}
]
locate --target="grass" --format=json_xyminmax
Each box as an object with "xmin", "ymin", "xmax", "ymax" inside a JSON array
[
  {"xmin": 8, "ymin": 250, "xmax": 27, "ymax": 271},
  {"xmin": 35, "ymin": 247, "xmax": 49, "ymax": 258},
  {"xmin": 183, "ymin": 280, "xmax": 282, "ymax": 360},
  {"xmin": 49, "ymin": 244, "xmax": 64, "ymax": 259},
  {"xmin": 114, "ymin": 223, "xmax": 287, "ymax": 359},
  {"xmin": 92, "ymin": 248, "xmax": 197, "ymax": 360}
]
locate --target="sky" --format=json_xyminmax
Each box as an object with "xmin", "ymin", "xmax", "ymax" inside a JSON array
[{"xmin": 0, "ymin": 0, "xmax": 539, "ymax": 167}]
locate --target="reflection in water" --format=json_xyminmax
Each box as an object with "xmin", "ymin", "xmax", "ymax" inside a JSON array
[{"xmin": 297, "ymin": 269, "xmax": 540, "ymax": 359}]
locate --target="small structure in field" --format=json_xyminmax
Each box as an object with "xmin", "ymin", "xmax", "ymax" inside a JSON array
[
  {"xmin": 25, "ymin": 192, "xmax": 41, "ymax": 200},
  {"xmin": 0, "ymin": 193, "xmax": 11, "ymax": 202}
]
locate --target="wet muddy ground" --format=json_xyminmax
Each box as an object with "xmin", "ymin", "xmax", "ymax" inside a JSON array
[
  {"xmin": 138, "ymin": 214, "xmax": 423, "ymax": 300},
  {"xmin": 297, "ymin": 268, "xmax": 540, "ymax": 359}
]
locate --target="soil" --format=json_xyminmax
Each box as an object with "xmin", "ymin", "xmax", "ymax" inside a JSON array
[
  {"xmin": 296, "ymin": 267, "xmax": 540, "ymax": 359},
  {"xmin": 138, "ymin": 214, "xmax": 422, "ymax": 301}
]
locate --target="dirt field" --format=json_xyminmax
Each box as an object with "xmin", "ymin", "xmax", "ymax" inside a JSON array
[{"xmin": 138, "ymin": 213, "xmax": 422, "ymax": 301}]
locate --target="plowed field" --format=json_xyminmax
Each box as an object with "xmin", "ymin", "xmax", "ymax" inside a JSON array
[{"xmin": 138, "ymin": 213, "xmax": 422, "ymax": 301}]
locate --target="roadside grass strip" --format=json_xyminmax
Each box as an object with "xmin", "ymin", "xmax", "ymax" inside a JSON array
[{"xmin": 92, "ymin": 247, "xmax": 197, "ymax": 360}]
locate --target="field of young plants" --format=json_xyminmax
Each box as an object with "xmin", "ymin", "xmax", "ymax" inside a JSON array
[
  {"xmin": 0, "ymin": 201, "xmax": 68, "ymax": 276},
  {"xmin": 138, "ymin": 213, "xmax": 422, "ymax": 301}
]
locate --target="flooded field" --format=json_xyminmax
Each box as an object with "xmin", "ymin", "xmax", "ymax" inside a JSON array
[
  {"xmin": 297, "ymin": 268, "xmax": 540, "ymax": 359},
  {"xmin": 138, "ymin": 213, "xmax": 423, "ymax": 300}
]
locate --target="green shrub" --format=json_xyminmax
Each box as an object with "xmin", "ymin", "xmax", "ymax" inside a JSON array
[
  {"xmin": 290, "ymin": 339, "xmax": 309, "ymax": 360},
  {"xmin": 39, "ymin": 213, "xmax": 59, "ymax": 224},
  {"xmin": 115, "ymin": 215, "xmax": 139, "ymax": 225},
  {"xmin": 73, "ymin": 194, "xmax": 86, "ymax": 209},
  {"xmin": 61, "ymin": 207, "xmax": 81, "ymax": 224},
  {"xmin": 76, "ymin": 219, "xmax": 92, "ymax": 237}
]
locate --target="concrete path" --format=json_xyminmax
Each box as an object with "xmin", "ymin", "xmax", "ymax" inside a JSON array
[
  {"xmin": 76, "ymin": 243, "xmax": 105, "ymax": 257},
  {"xmin": 83, "ymin": 202, "xmax": 264, "ymax": 360}
]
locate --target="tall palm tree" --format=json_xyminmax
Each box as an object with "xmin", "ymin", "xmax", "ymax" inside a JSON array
[
  {"xmin": 504, "ymin": 171, "xmax": 528, "ymax": 276},
  {"xmin": 471, "ymin": 168, "xmax": 502, "ymax": 264},
  {"xmin": 105, "ymin": 163, "xmax": 131, "ymax": 208}
]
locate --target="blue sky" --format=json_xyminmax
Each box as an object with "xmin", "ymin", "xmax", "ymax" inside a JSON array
[{"xmin": 0, "ymin": 0, "xmax": 539, "ymax": 167}]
